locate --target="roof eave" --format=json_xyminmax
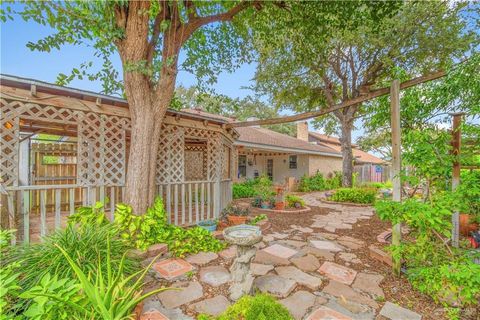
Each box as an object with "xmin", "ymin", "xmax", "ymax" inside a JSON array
[{"xmin": 235, "ymin": 141, "xmax": 342, "ymax": 158}]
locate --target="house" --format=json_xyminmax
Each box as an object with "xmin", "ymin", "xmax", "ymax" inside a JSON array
[
  {"xmin": 1, "ymin": 75, "xmax": 236, "ymax": 242},
  {"xmin": 296, "ymin": 122, "xmax": 389, "ymax": 183}
]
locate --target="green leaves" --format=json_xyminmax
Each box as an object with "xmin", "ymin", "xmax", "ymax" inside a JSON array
[{"xmin": 330, "ymin": 187, "xmax": 377, "ymax": 204}]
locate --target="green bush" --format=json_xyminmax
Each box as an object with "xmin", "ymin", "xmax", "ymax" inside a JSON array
[
  {"xmin": 285, "ymin": 194, "xmax": 305, "ymax": 208},
  {"xmin": 376, "ymin": 197, "xmax": 480, "ymax": 312},
  {"xmin": 330, "ymin": 188, "xmax": 377, "ymax": 204},
  {"xmin": 456, "ymin": 170, "xmax": 480, "ymax": 219},
  {"xmin": 298, "ymin": 171, "xmax": 342, "ymax": 192},
  {"xmin": 232, "ymin": 178, "xmax": 262, "ymax": 199},
  {"xmin": 114, "ymin": 197, "xmax": 226, "ymax": 257},
  {"xmin": 5, "ymin": 223, "xmax": 138, "ymax": 298},
  {"xmin": 199, "ymin": 293, "xmax": 293, "ymax": 320},
  {"xmin": 253, "ymin": 175, "xmax": 274, "ymax": 201}
]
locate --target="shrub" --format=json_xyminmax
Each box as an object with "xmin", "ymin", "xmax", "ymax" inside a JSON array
[
  {"xmin": 249, "ymin": 214, "xmax": 267, "ymax": 225},
  {"xmin": 253, "ymin": 175, "xmax": 274, "ymax": 201},
  {"xmin": 298, "ymin": 171, "xmax": 342, "ymax": 192},
  {"xmin": 330, "ymin": 188, "xmax": 377, "ymax": 204},
  {"xmin": 199, "ymin": 293, "xmax": 293, "ymax": 320},
  {"xmin": 6, "ymin": 223, "xmax": 138, "ymax": 297},
  {"xmin": 222, "ymin": 204, "xmax": 250, "ymax": 217},
  {"xmin": 233, "ymin": 183, "xmax": 256, "ymax": 199},
  {"xmin": 285, "ymin": 194, "xmax": 305, "ymax": 208},
  {"xmin": 115, "ymin": 197, "xmax": 225, "ymax": 257}
]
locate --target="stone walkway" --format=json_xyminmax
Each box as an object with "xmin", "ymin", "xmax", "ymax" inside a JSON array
[{"xmin": 140, "ymin": 193, "xmax": 423, "ymax": 320}]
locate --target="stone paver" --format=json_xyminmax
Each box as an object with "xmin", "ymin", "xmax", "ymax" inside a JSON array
[
  {"xmin": 190, "ymin": 295, "xmax": 230, "ymax": 316},
  {"xmin": 318, "ymin": 262, "xmax": 357, "ymax": 285},
  {"xmin": 250, "ymin": 263, "xmax": 274, "ymax": 276},
  {"xmin": 322, "ymin": 281, "xmax": 378, "ymax": 309},
  {"xmin": 254, "ymin": 275, "xmax": 296, "ymax": 298},
  {"xmin": 279, "ymin": 291, "xmax": 318, "ymax": 320},
  {"xmin": 140, "ymin": 310, "xmax": 169, "ymax": 320},
  {"xmin": 271, "ymin": 232, "xmax": 290, "ymax": 239},
  {"xmin": 301, "ymin": 246, "xmax": 335, "ymax": 261},
  {"xmin": 338, "ymin": 252, "xmax": 362, "ymax": 264},
  {"xmin": 153, "ymin": 258, "xmax": 194, "ymax": 280},
  {"xmin": 309, "ymin": 240, "xmax": 344, "ymax": 252},
  {"xmin": 290, "ymin": 225, "xmax": 313, "ymax": 233},
  {"xmin": 185, "ymin": 252, "xmax": 218, "ymax": 265},
  {"xmin": 142, "ymin": 298, "xmax": 194, "ymax": 320},
  {"xmin": 305, "ymin": 306, "xmax": 353, "ymax": 320},
  {"xmin": 379, "ymin": 302, "xmax": 422, "ymax": 320},
  {"xmin": 290, "ymin": 254, "xmax": 320, "ymax": 272},
  {"xmin": 218, "ymin": 245, "xmax": 237, "ymax": 260},
  {"xmin": 278, "ymin": 239, "xmax": 308, "ymax": 249},
  {"xmin": 276, "ymin": 266, "xmax": 323, "ymax": 290},
  {"xmin": 254, "ymin": 244, "xmax": 299, "ymax": 265},
  {"xmin": 337, "ymin": 236, "xmax": 366, "ymax": 250},
  {"xmin": 352, "ymin": 272, "xmax": 385, "ymax": 298},
  {"xmin": 199, "ymin": 266, "xmax": 231, "ymax": 287},
  {"xmin": 157, "ymin": 281, "xmax": 203, "ymax": 309}
]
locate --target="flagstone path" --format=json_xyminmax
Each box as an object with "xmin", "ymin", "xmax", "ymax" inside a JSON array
[{"xmin": 140, "ymin": 192, "xmax": 423, "ymax": 320}]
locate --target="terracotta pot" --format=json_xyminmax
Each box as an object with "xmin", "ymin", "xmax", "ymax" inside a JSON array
[
  {"xmin": 459, "ymin": 213, "xmax": 479, "ymax": 236},
  {"xmin": 217, "ymin": 221, "xmax": 229, "ymax": 230},
  {"xmin": 228, "ymin": 215, "xmax": 247, "ymax": 225},
  {"xmin": 274, "ymin": 202, "xmax": 285, "ymax": 210}
]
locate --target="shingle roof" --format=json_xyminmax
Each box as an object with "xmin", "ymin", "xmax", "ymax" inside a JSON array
[
  {"xmin": 235, "ymin": 126, "xmax": 341, "ymax": 157},
  {"xmin": 308, "ymin": 132, "xmax": 385, "ymax": 164}
]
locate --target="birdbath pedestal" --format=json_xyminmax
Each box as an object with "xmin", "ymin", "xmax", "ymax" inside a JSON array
[{"xmin": 223, "ymin": 224, "xmax": 263, "ymax": 301}]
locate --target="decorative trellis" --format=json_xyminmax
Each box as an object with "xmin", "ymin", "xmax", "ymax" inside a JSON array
[
  {"xmin": 185, "ymin": 143, "xmax": 207, "ymax": 181},
  {"xmin": 0, "ymin": 99, "xmax": 19, "ymax": 186}
]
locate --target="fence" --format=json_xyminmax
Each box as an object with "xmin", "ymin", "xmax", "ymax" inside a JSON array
[
  {"xmin": 2, "ymin": 180, "xmax": 232, "ymax": 244},
  {"xmin": 354, "ymin": 164, "xmax": 391, "ymax": 185}
]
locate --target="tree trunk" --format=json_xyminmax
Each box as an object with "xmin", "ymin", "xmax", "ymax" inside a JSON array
[
  {"xmin": 340, "ymin": 120, "xmax": 354, "ymax": 187},
  {"xmin": 124, "ymin": 104, "xmax": 163, "ymax": 214}
]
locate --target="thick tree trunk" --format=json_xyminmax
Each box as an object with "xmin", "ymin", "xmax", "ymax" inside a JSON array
[
  {"xmin": 340, "ymin": 120, "xmax": 354, "ymax": 187},
  {"xmin": 124, "ymin": 105, "xmax": 163, "ymax": 214}
]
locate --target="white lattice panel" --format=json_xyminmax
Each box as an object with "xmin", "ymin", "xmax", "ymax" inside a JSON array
[
  {"xmin": 103, "ymin": 115, "xmax": 126, "ymax": 185},
  {"xmin": 185, "ymin": 149, "xmax": 206, "ymax": 180},
  {"xmin": 0, "ymin": 99, "xmax": 19, "ymax": 186}
]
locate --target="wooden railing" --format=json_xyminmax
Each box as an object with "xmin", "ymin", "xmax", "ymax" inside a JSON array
[{"xmin": 2, "ymin": 180, "xmax": 232, "ymax": 244}]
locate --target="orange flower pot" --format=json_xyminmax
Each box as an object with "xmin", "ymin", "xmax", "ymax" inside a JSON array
[
  {"xmin": 275, "ymin": 202, "xmax": 285, "ymax": 210},
  {"xmin": 227, "ymin": 215, "xmax": 247, "ymax": 225},
  {"xmin": 459, "ymin": 213, "xmax": 479, "ymax": 236}
]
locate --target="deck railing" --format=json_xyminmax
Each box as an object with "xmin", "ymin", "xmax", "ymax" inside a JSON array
[{"xmin": 2, "ymin": 180, "xmax": 232, "ymax": 244}]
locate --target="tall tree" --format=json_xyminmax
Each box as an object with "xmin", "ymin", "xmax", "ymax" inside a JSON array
[
  {"xmin": 6, "ymin": 1, "xmax": 264, "ymax": 213},
  {"xmin": 251, "ymin": 0, "xmax": 477, "ymax": 187}
]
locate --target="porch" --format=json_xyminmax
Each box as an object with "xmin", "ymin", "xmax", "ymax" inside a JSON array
[{"xmin": 0, "ymin": 75, "xmax": 234, "ymax": 243}]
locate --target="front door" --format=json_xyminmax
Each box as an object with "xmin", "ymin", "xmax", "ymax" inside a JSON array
[{"xmin": 266, "ymin": 159, "xmax": 273, "ymax": 180}]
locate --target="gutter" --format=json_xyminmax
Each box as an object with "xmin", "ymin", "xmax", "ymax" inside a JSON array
[{"xmin": 234, "ymin": 141, "xmax": 342, "ymax": 158}]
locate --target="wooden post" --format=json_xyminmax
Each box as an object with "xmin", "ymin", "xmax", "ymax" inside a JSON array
[
  {"xmin": 450, "ymin": 112, "xmax": 463, "ymax": 248},
  {"xmin": 390, "ymin": 79, "xmax": 402, "ymax": 276}
]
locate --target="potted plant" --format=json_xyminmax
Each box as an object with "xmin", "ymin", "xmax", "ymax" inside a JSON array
[
  {"xmin": 222, "ymin": 204, "xmax": 250, "ymax": 225},
  {"xmin": 197, "ymin": 220, "xmax": 217, "ymax": 232},
  {"xmin": 254, "ymin": 175, "xmax": 274, "ymax": 209}
]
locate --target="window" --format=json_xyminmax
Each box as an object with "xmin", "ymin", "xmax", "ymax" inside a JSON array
[
  {"xmin": 289, "ymin": 155, "xmax": 298, "ymax": 169},
  {"xmin": 238, "ymin": 155, "xmax": 247, "ymax": 178}
]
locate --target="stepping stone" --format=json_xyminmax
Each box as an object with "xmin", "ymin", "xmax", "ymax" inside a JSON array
[
  {"xmin": 185, "ymin": 252, "xmax": 218, "ymax": 265},
  {"xmin": 276, "ymin": 266, "xmax": 322, "ymax": 290},
  {"xmin": 379, "ymin": 302, "xmax": 422, "ymax": 320},
  {"xmin": 271, "ymin": 232, "xmax": 290, "ymax": 239},
  {"xmin": 337, "ymin": 236, "xmax": 366, "ymax": 250},
  {"xmin": 190, "ymin": 295, "xmax": 230, "ymax": 316},
  {"xmin": 254, "ymin": 244, "xmax": 299, "ymax": 265},
  {"xmin": 219, "ymin": 246, "xmax": 237, "ymax": 260},
  {"xmin": 263, "ymin": 234, "xmax": 275, "ymax": 242},
  {"xmin": 157, "ymin": 281, "xmax": 203, "ymax": 309},
  {"xmin": 140, "ymin": 310, "xmax": 169, "ymax": 320},
  {"xmin": 301, "ymin": 246, "xmax": 335, "ymax": 261},
  {"xmin": 279, "ymin": 291, "xmax": 317, "ymax": 320},
  {"xmin": 153, "ymin": 259, "xmax": 194, "ymax": 280},
  {"xmin": 250, "ymin": 263, "xmax": 274, "ymax": 276},
  {"xmin": 290, "ymin": 225, "xmax": 313, "ymax": 233},
  {"xmin": 290, "ymin": 254, "xmax": 320, "ymax": 272},
  {"xmin": 305, "ymin": 306, "xmax": 353, "ymax": 320},
  {"xmin": 278, "ymin": 239, "xmax": 308, "ymax": 249},
  {"xmin": 199, "ymin": 266, "xmax": 231, "ymax": 287},
  {"xmin": 254, "ymin": 275, "xmax": 296, "ymax": 298},
  {"xmin": 146, "ymin": 243, "xmax": 169, "ymax": 258},
  {"xmin": 338, "ymin": 252, "xmax": 362, "ymax": 264},
  {"xmin": 309, "ymin": 240, "xmax": 344, "ymax": 252},
  {"xmin": 318, "ymin": 262, "xmax": 357, "ymax": 285},
  {"xmin": 352, "ymin": 273, "xmax": 385, "ymax": 298},
  {"xmin": 322, "ymin": 281, "xmax": 378, "ymax": 309},
  {"xmin": 325, "ymin": 298, "xmax": 375, "ymax": 319},
  {"xmin": 315, "ymin": 232, "xmax": 338, "ymax": 240},
  {"xmin": 142, "ymin": 298, "xmax": 194, "ymax": 320}
]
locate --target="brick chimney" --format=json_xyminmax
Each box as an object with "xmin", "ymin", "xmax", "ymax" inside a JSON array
[{"xmin": 297, "ymin": 121, "xmax": 309, "ymax": 141}]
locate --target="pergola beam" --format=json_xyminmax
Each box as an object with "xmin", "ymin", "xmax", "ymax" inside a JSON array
[{"xmin": 226, "ymin": 70, "xmax": 446, "ymax": 128}]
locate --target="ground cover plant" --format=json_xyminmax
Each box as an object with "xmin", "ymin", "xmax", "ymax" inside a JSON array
[
  {"xmin": 285, "ymin": 194, "xmax": 305, "ymax": 208},
  {"xmin": 198, "ymin": 293, "xmax": 293, "ymax": 320},
  {"xmin": 329, "ymin": 187, "xmax": 377, "ymax": 204}
]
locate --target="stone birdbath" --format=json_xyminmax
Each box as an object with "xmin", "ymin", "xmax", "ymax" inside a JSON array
[{"xmin": 223, "ymin": 224, "xmax": 262, "ymax": 301}]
